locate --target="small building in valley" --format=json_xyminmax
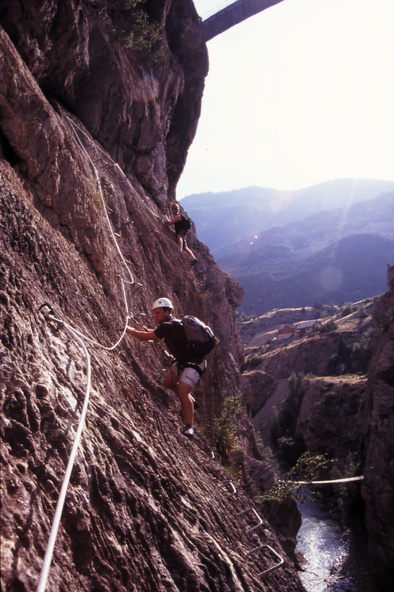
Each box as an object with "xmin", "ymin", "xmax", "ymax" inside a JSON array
[
  {"xmin": 277, "ymin": 324, "xmax": 295, "ymax": 340},
  {"xmin": 295, "ymin": 320, "xmax": 322, "ymax": 337}
]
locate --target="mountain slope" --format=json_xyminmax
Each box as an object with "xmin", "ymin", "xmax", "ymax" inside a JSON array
[
  {"xmin": 214, "ymin": 191, "xmax": 394, "ymax": 259},
  {"xmin": 219, "ymin": 233, "xmax": 394, "ymax": 315},
  {"xmin": 181, "ymin": 180, "xmax": 394, "ymax": 253},
  {"xmin": 204, "ymin": 190, "xmax": 394, "ymax": 315}
]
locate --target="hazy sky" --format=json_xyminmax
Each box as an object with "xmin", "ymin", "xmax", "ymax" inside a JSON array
[{"xmin": 177, "ymin": 0, "xmax": 394, "ymax": 198}]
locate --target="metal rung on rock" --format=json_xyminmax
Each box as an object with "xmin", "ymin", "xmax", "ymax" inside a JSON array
[
  {"xmin": 247, "ymin": 543, "xmax": 285, "ymax": 577},
  {"xmin": 226, "ymin": 482, "xmax": 237, "ymax": 497},
  {"xmin": 237, "ymin": 508, "xmax": 263, "ymax": 533}
]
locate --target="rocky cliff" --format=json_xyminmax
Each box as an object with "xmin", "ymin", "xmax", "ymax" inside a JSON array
[
  {"xmin": 361, "ymin": 266, "xmax": 394, "ymax": 591},
  {"xmin": 243, "ymin": 273, "xmax": 394, "ymax": 592},
  {"xmin": 0, "ymin": 1, "xmax": 305, "ymax": 591}
]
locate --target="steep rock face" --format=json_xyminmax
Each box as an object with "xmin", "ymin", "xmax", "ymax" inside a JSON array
[
  {"xmin": 241, "ymin": 369, "xmax": 275, "ymax": 417},
  {"xmin": 296, "ymin": 376, "xmax": 367, "ymax": 465},
  {"xmin": 361, "ymin": 266, "xmax": 394, "ymax": 592},
  {"xmin": 0, "ymin": 2, "xmax": 305, "ymax": 591},
  {"xmin": 250, "ymin": 326, "xmax": 371, "ymax": 380},
  {"xmin": 244, "ymin": 273, "xmax": 394, "ymax": 591},
  {"xmin": 0, "ymin": 0, "xmax": 208, "ymax": 205},
  {"xmin": 229, "ymin": 449, "xmax": 301, "ymax": 563}
]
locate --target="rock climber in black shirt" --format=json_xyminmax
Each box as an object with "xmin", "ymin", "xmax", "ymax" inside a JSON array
[{"xmin": 126, "ymin": 298, "xmax": 205, "ymax": 437}]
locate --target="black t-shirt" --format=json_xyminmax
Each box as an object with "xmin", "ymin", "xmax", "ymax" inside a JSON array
[
  {"xmin": 154, "ymin": 319, "xmax": 203, "ymax": 364},
  {"xmin": 174, "ymin": 216, "xmax": 188, "ymax": 237}
]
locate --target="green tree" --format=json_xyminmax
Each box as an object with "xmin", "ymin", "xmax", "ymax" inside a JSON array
[
  {"xmin": 214, "ymin": 395, "xmax": 243, "ymax": 460},
  {"xmin": 106, "ymin": 0, "xmax": 167, "ymax": 62},
  {"xmin": 255, "ymin": 452, "xmax": 330, "ymax": 504}
]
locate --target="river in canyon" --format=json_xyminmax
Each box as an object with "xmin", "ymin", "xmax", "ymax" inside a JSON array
[{"xmin": 296, "ymin": 498, "xmax": 379, "ymax": 592}]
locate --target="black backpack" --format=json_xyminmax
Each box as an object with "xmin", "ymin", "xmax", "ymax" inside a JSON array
[
  {"xmin": 179, "ymin": 214, "xmax": 191, "ymax": 232},
  {"xmin": 180, "ymin": 316, "xmax": 216, "ymax": 357}
]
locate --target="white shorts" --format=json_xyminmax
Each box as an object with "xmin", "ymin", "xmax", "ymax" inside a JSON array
[{"xmin": 171, "ymin": 361, "xmax": 206, "ymax": 388}]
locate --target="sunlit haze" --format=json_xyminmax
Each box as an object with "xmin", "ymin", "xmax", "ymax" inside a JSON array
[{"xmin": 177, "ymin": 0, "xmax": 394, "ymax": 197}]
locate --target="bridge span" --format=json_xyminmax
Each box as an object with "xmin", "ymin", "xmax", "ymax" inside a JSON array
[{"xmin": 203, "ymin": 0, "xmax": 285, "ymax": 41}]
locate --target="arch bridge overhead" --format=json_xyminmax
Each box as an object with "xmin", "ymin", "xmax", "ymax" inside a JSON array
[{"xmin": 203, "ymin": 0, "xmax": 285, "ymax": 41}]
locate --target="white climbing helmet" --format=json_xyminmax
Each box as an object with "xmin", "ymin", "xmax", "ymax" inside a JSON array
[{"xmin": 152, "ymin": 297, "xmax": 173, "ymax": 311}]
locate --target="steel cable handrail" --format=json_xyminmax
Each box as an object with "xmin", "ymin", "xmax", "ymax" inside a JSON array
[
  {"xmin": 65, "ymin": 116, "xmax": 136, "ymax": 285},
  {"xmin": 65, "ymin": 114, "xmax": 162, "ymax": 221},
  {"xmin": 36, "ymin": 323, "xmax": 92, "ymax": 592},
  {"xmin": 59, "ymin": 316, "xmax": 130, "ymax": 352},
  {"xmin": 35, "ymin": 112, "xmax": 144, "ymax": 589},
  {"xmin": 49, "ymin": 278, "xmax": 132, "ymax": 352},
  {"xmin": 287, "ymin": 475, "xmax": 364, "ymax": 485}
]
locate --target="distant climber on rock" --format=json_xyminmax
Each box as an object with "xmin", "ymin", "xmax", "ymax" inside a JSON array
[
  {"xmin": 164, "ymin": 203, "xmax": 198, "ymax": 266},
  {"xmin": 127, "ymin": 298, "xmax": 215, "ymax": 438}
]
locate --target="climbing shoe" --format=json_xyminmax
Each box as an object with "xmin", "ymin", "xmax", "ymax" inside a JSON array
[{"xmin": 182, "ymin": 425, "xmax": 195, "ymax": 438}]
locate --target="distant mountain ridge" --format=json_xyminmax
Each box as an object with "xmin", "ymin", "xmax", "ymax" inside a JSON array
[
  {"xmin": 181, "ymin": 178, "xmax": 394, "ymax": 254},
  {"xmin": 181, "ymin": 179, "xmax": 394, "ymax": 315},
  {"xmin": 214, "ymin": 190, "xmax": 394, "ymax": 260},
  {"xmin": 219, "ymin": 233, "xmax": 394, "ymax": 315}
]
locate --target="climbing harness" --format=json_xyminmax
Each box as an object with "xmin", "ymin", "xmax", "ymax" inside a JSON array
[{"xmin": 179, "ymin": 360, "xmax": 207, "ymax": 377}]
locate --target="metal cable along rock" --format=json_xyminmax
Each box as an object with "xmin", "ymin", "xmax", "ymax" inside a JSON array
[
  {"xmin": 35, "ymin": 113, "xmax": 155, "ymax": 590},
  {"xmin": 65, "ymin": 112, "xmax": 163, "ymax": 222},
  {"xmin": 37, "ymin": 291, "xmax": 132, "ymax": 592},
  {"xmin": 288, "ymin": 476, "xmax": 365, "ymax": 485},
  {"xmin": 36, "ymin": 310, "xmax": 92, "ymax": 592}
]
